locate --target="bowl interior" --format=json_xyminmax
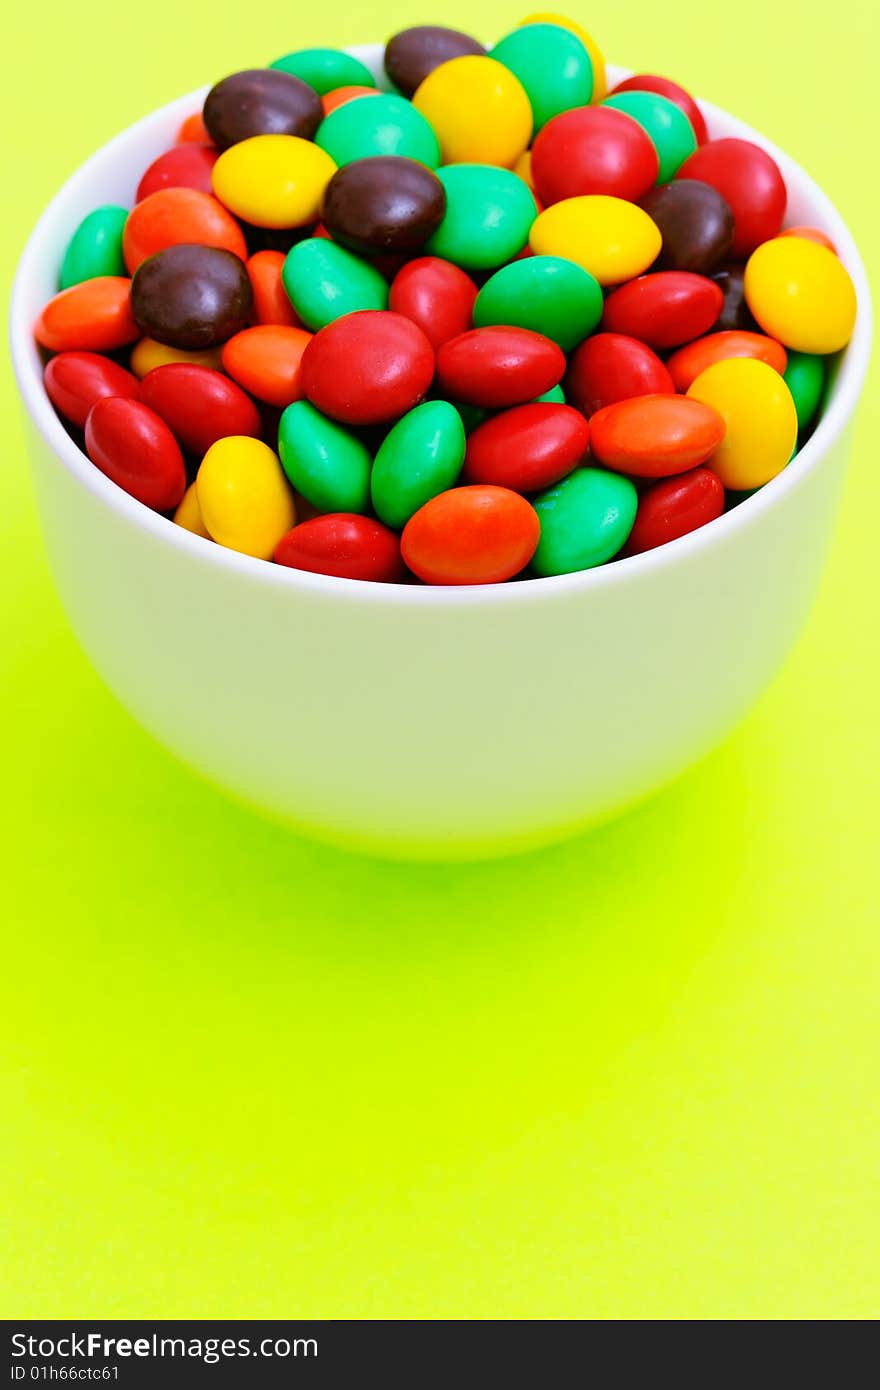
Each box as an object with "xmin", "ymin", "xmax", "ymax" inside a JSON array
[{"xmin": 9, "ymin": 47, "xmax": 872, "ymax": 605}]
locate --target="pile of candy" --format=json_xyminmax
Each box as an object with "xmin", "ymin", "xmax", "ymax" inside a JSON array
[{"xmin": 35, "ymin": 17, "xmax": 859, "ymax": 584}]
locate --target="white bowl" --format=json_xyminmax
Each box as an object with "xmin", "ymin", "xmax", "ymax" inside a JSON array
[{"xmin": 10, "ymin": 46, "xmax": 872, "ymax": 858}]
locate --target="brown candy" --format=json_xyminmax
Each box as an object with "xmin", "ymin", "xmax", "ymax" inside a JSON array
[
  {"xmin": 322, "ymin": 156, "xmax": 446, "ymax": 255},
  {"xmin": 384, "ymin": 25, "xmax": 486, "ymax": 98},
  {"xmin": 130, "ymin": 244, "xmax": 253, "ymax": 349},
  {"xmin": 203, "ymin": 69, "xmax": 323, "ymax": 150},
  {"xmin": 711, "ymin": 261, "xmax": 759, "ymax": 333},
  {"xmin": 640, "ymin": 179, "xmax": 735, "ymax": 274}
]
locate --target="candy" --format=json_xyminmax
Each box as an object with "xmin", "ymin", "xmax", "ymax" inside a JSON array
[
  {"xmin": 639, "ymin": 180, "xmax": 734, "ymax": 274},
  {"xmin": 203, "ymin": 69, "xmax": 322, "ymax": 149},
  {"xmin": 402, "ymin": 485, "xmax": 540, "ymax": 584},
  {"xmin": 385, "ymin": 25, "xmax": 486, "ymax": 97},
  {"xmin": 529, "ymin": 196, "xmax": 662, "ymax": 285},
  {"xmin": 35, "ymin": 277, "xmax": 138, "ymax": 352},
  {"xmin": 780, "ymin": 225, "xmax": 837, "ymax": 253},
  {"xmin": 316, "ymin": 93, "xmax": 440, "ymax": 168},
  {"xmin": 84, "ymin": 397, "xmax": 186, "ymax": 511},
  {"xmin": 531, "ymin": 468, "xmax": 637, "ymax": 575},
  {"xmin": 490, "ymin": 23, "xmax": 593, "ymax": 131},
  {"xmin": 624, "ymin": 468, "xmax": 725, "ymax": 555},
  {"xmin": 677, "ymin": 139, "xmax": 786, "ymax": 258},
  {"xmin": 122, "ymin": 187, "xmax": 247, "ymax": 272},
  {"xmin": 388, "ymin": 257, "xmax": 478, "ymax": 350},
  {"xmin": 300, "ymin": 310, "xmax": 434, "ymax": 424},
  {"xmin": 322, "ymin": 156, "xmax": 446, "ymax": 254},
  {"xmin": 516, "ymin": 14, "xmax": 606, "ymax": 102},
  {"xmin": 139, "ymin": 363, "xmax": 262, "ymax": 455},
  {"xmin": 281, "ymin": 238, "xmax": 388, "ymax": 329},
  {"xmin": 130, "ymin": 338, "xmax": 224, "ymax": 377},
  {"xmin": 783, "ymin": 351, "xmax": 826, "ymax": 433},
  {"xmin": 565, "ymin": 332, "xmax": 674, "ymax": 416},
  {"xmin": 221, "ymin": 324, "xmax": 312, "ymax": 408},
  {"xmin": 711, "ymin": 261, "xmax": 758, "ymax": 332},
  {"xmin": 743, "ymin": 236, "xmax": 857, "ymax": 354},
  {"xmin": 211, "ymin": 135, "xmax": 336, "ymax": 229},
  {"xmin": 44, "ymin": 351, "xmax": 140, "ymax": 428},
  {"xmin": 608, "ymin": 73, "xmax": 708, "ymax": 145},
  {"xmin": 436, "ymin": 326, "xmax": 565, "ymax": 408},
  {"xmin": 275, "ymin": 513, "xmax": 404, "ymax": 582},
  {"xmin": 196, "ymin": 436, "xmax": 296, "ymax": 558},
  {"xmin": 603, "ymin": 90, "xmax": 697, "ymax": 183},
  {"xmin": 590, "ymin": 394, "xmax": 726, "ymax": 476},
  {"xmin": 531, "ymin": 107, "xmax": 658, "ymax": 205},
  {"xmin": 687, "ymin": 358, "xmax": 797, "ymax": 490},
  {"xmin": 59, "ymin": 206, "xmax": 127, "ymax": 289},
  {"xmin": 666, "ymin": 330, "xmax": 787, "ymax": 392},
  {"xmin": 136, "ymin": 144, "xmax": 218, "ymax": 202},
  {"xmin": 473, "ymin": 255, "xmax": 603, "ymax": 350},
  {"xmin": 130, "ymin": 244, "xmax": 253, "ymax": 349},
  {"xmin": 246, "ymin": 250, "xmax": 302, "ymax": 327},
  {"xmin": 601, "ymin": 271, "xmax": 724, "ymax": 349},
  {"xmin": 277, "ymin": 400, "xmax": 372, "ymax": 513},
  {"xmin": 173, "ymin": 481, "xmax": 212, "ymax": 537},
  {"xmin": 322, "ymin": 86, "xmax": 381, "ymax": 117},
  {"xmin": 463, "ymin": 402, "xmax": 589, "ymax": 491},
  {"xmin": 371, "ymin": 400, "xmax": 466, "ymax": 526},
  {"xmin": 412, "ymin": 56, "xmax": 532, "ymax": 167},
  {"xmin": 177, "ymin": 112, "xmax": 210, "ymax": 144},
  {"xmin": 269, "ymin": 47, "xmax": 376, "ymax": 94},
  {"xmin": 425, "ymin": 164, "xmax": 536, "ymax": 270}
]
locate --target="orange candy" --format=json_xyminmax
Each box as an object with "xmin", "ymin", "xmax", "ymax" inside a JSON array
[
  {"xmin": 665, "ymin": 330, "xmax": 787, "ymax": 393},
  {"xmin": 221, "ymin": 325, "xmax": 313, "ymax": 407},
  {"xmin": 177, "ymin": 112, "xmax": 210, "ymax": 143},
  {"xmin": 246, "ymin": 250, "xmax": 303, "ymax": 327},
  {"xmin": 35, "ymin": 277, "xmax": 139, "ymax": 352},
  {"xmin": 589, "ymin": 393, "xmax": 726, "ymax": 477},
  {"xmin": 321, "ymin": 85, "xmax": 382, "ymax": 116},
  {"xmin": 401, "ymin": 486, "xmax": 540, "ymax": 585},
  {"xmin": 780, "ymin": 225, "xmax": 837, "ymax": 254},
  {"xmin": 122, "ymin": 188, "xmax": 248, "ymax": 273}
]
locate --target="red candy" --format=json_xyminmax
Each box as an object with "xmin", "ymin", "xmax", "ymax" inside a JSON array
[
  {"xmin": 676, "ymin": 139, "xmax": 786, "ymax": 257},
  {"xmin": 84, "ymin": 397, "xmax": 186, "ymax": 511},
  {"xmin": 35, "ymin": 277, "xmax": 139, "ymax": 353},
  {"xmin": 589, "ymin": 394, "xmax": 726, "ymax": 477},
  {"xmin": 601, "ymin": 271, "xmax": 724, "ymax": 349},
  {"xmin": 435, "ymin": 327, "xmax": 565, "ymax": 408},
  {"xmin": 401, "ymin": 486, "xmax": 540, "ymax": 586},
  {"xmin": 624, "ymin": 468, "xmax": 726, "ymax": 554},
  {"xmin": 274, "ymin": 513, "xmax": 404, "ymax": 582},
  {"xmin": 531, "ymin": 106, "xmax": 659, "ymax": 205},
  {"xmin": 43, "ymin": 351, "xmax": 140, "ymax": 428},
  {"xmin": 246, "ymin": 250, "xmax": 303, "ymax": 327},
  {"xmin": 565, "ymin": 333, "xmax": 674, "ymax": 417},
  {"xmin": 136, "ymin": 143, "xmax": 219, "ymax": 201},
  {"xmin": 300, "ymin": 311, "xmax": 434, "ymax": 425},
  {"xmin": 122, "ymin": 188, "xmax": 248, "ymax": 273},
  {"xmin": 665, "ymin": 330, "xmax": 787, "ymax": 392},
  {"xmin": 137, "ymin": 364, "xmax": 262, "ymax": 455},
  {"xmin": 608, "ymin": 74, "xmax": 708, "ymax": 144},
  {"xmin": 463, "ymin": 403, "xmax": 589, "ymax": 492},
  {"xmin": 388, "ymin": 257, "xmax": 478, "ymax": 351}
]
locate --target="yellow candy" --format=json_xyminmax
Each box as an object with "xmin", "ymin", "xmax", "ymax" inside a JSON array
[
  {"xmin": 687, "ymin": 358, "xmax": 798, "ymax": 491},
  {"xmin": 196, "ymin": 437, "xmax": 296, "ymax": 560},
  {"xmin": 513, "ymin": 149, "xmax": 535, "ymax": 192},
  {"xmin": 517, "ymin": 12, "xmax": 607, "ymax": 101},
  {"xmin": 212, "ymin": 135, "xmax": 337, "ymax": 230},
  {"xmin": 529, "ymin": 196, "xmax": 661, "ymax": 285},
  {"xmin": 413, "ymin": 56, "xmax": 532, "ymax": 167},
  {"xmin": 173, "ymin": 482, "xmax": 212, "ymax": 539},
  {"xmin": 744, "ymin": 236, "xmax": 857, "ymax": 355},
  {"xmin": 130, "ymin": 338, "xmax": 224, "ymax": 378}
]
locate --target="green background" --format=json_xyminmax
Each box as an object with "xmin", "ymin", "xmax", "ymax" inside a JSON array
[{"xmin": 2, "ymin": 0, "xmax": 878, "ymax": 1320}]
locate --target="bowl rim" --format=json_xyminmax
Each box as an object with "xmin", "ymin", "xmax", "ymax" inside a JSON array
[{"xmin": 9, "ymin": 51, "xmax": 873, "ymax": 608}]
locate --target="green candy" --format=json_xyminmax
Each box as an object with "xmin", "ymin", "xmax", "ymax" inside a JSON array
[
  {"xmin": 278, "ymin": 402, "xmax": 371, "ymax": 514},
  {"xmin": 603, "ymin": 91, "xmax": 697, "ymax": 183},
  {"xmin": 534, "ymin": 385, "xmax": 566, "ymax": 404},
  {"xmin": 783, "ymin": 351, "xmax": 826, "ymax": 434},
  {"xmin": 269, "ymin": 48, "xmax": 376, "ymax": 95},
  {"xmin": 490, "ymin": 23, "xmax": 593, "ymax": 131},
  {"xmin": 531, "ymin": 468, "xmax": 637, "ymax": 576},
  {"xmin": 315, "ymin": 94, "xmax": 440, "ymax": 168},
  {"xmin": 425, "ymin": 165, "xmax": 537, "ymax": 271},
  {"xmin": 473, "ymin": 255, "xmax": 603, "ymax": 351},
  {"xmin": 371, "ymin": 401, "xmax": 465, "ymax": 528},
  {"xmin": 281, "ymin": 238, "xmax": 387, "ymax": 330},
  {"xmin": 59, "ymin": 205, "xmax": 128, "ymax": 290}
]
